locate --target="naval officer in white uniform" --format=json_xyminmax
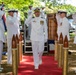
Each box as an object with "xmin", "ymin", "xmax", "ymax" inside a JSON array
[
  {"xmin": 0, "ymin": 6, "xmax": 6, "ymax": 71},
  {"xmin": 25, "ymin": 7, "xmax": 48, "ymax": 69},
  {"xmin": 56, "ymin": 10, "xmax": 61, "ymax": 40},
  {"xmin": 6, "ymin": 10, "xmax": 20, "ymax": 64},
  {"xmin": 56, "ymin": 10, "xmax": 70, "ymax": 40},
  {"xmin": 59, "ymin": 10, "xmax": 70, "ymax": 40}
]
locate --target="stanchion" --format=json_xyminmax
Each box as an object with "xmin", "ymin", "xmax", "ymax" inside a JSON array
[
  {"xmin": 58, "ymin": 33, "xmax": 63, "ymax": 68},
  {"xmin": 19, "ymin": 32, "xmax": 23, "ymax": 63},
  {"xmin": 12, "ymin": 35, "xmax": 17, "ymax": 75},
  {"xmin": 63, "ymin": 35, "xmax": 68, "ymax": 75},
  {"xmin": 54, "ymin": 32, "xmax": 58, "ymax": 61},
  {"xmin": 16, "ymin": 34, "xmax": 19, "ymax": 67}
]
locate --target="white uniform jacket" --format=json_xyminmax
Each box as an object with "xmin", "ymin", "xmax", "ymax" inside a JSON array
[
  {"xmin": 0, "ymin": 10, "xmax": 6, "ymax": 42},
  {"xmin": 6, "ymin": 15, "xmax": 20, "ymax": 38},
  {"xmin": 25, "ymin": 15, "xmax": 48, "ymax": 41},
  {"xmin": 60, "ymin": 17, "xmax": 70, "ymax": 40},
  {"xmin": 14, "ymin": 13, "xmax": 20, "ymax": 35},
  {"xmin": 56, "ymin": 13, "xmax": 61, "ymax": 37}
]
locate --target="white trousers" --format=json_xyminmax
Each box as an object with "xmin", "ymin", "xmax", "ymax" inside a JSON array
[
  {"xmin": 32, "ymin": 41, "xmax": 44, "ymax": 66},
  {"xmin": 0, "ymin": 41, "xmax": 3, "ymax": 63},
  {"xmin": 7, "ymin": 38, "xmax": 12, "ymax": 64}
]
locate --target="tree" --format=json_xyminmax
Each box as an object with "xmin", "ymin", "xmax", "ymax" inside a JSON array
[
  {"xmin": 0, "ymin": 0, "xmax": 38, "ymax": 23},
  {"xmin": 0, "ymin": 0, "xmax": 76, "ymax": 23}
]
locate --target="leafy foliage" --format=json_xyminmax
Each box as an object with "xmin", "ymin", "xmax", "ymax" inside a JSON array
[
  {"xmin": 0, "ymin": 0, "xmax": 35, "ymax": 23},
  {"xmin": 0, "ymin": 0, "xmax": 76, "ymax": 24},
  {"xmin": 45, "ymin": 2, "xmax": 76, "ymax": 15}
]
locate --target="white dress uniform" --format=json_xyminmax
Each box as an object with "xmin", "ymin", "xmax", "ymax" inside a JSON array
[
  {"xmin": 25, "ymin": 14, "xmax": 48, "ymax": 68},
  {"xmin": 6, "ymin": 14, "xmax": 20, "ymax": 64},
  {"xmin": 56, "ymin": 13, "xmax": 61, "ymax": 40},
  {"xmin": 59, "ymin": 17, "xmax": 70, "ymax": 40},
  {"xmin": 0, "ymin": 10, "xmax": 6, "ymax": 64},
  {"xmin": 14, "ymin": 12, "xmax": 20, "ymax": 35}
]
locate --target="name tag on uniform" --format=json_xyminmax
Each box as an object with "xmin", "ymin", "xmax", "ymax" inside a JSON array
[{"xmin": 40, "ymin": 20, "xmax": 44, "ymax": 25}]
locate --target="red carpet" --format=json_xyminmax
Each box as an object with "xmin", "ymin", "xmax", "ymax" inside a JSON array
[
  {"xmin": 18, "ymin": 55, "xmax": 62, "ymax": 75},
  {"xmin": 49, "ymin": 50, "xmax": 55, "ymax": 54}
]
